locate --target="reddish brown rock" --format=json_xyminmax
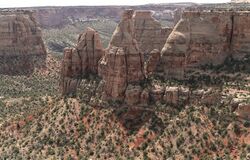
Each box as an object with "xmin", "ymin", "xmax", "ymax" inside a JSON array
[
  {"xmin": 60, "ymin": 28, "xmax": 104, "ymax": 95},
  {"xmin": 140, "ymin": 89, "xmax": 150, "ymax": 106},
  {"xmin": 125, "ymin": 85, "xmax": 142, "ymax": 105},
  {"xmin": 98, "ymin": 9, "xmax": 145, "ymax": 100},
  {"xmin": 145, "ymin": 49, "xmax": 161, "ymax": 77},
  {"xmin": 60, "ymin": 48, "xmax": 82, "ymax": 95},
  {"xmin": 164, "ymin": 86, "xmax": 190, "ymax": 106},
  {"xmin": 150, "ymin": 85, "xmax": 165, "ymax": 103},
  {"xmin": 161, "ymin": 11, "xmax": 250, "ymax": 80},
  {"xmin": 133, "ymin": 10, "xmax": 172, "ymax": 55},
  {"xmin": 236, "ymin": 104, "xmax": 250, "ymax": 120},
  {"xmin": 232, "ymin": 12, "xmax": 250, "ymax": 59},
  {"xmin": 0, "ymin": 10, "xmax": 46, "ymax": 75}
]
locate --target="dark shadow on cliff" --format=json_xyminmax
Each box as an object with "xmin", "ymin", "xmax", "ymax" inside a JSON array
[{"xmin": 0, "ymin": 55, "xmax": 46, "ymax": 76}]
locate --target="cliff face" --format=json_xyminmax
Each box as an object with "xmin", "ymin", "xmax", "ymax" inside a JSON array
[
  {"xmin": 0, "ymin": 10, "xmax": 46, "ymax": 75},
  {"xmin": 60, "ymin": 28, "xmax": 105, "ymax": 95},
  {"xmin": 161, "ymin": 11, "xmax": 250, "ymax": 80},
  {"xmin": 133, "ymin": 11, "xmax": 172, "ymax": 55},
  {"xmin": 232, "ymin": 12, "xmax": 250, "ymax": 58},
  {"xmin": 98, "ymin": 10, "xmax": 145, "ymax": 100}
]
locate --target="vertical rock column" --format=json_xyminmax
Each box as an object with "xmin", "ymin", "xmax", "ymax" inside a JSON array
[
  {"xmin": 60, "ymin": 27, "xmax": 104, "ymax": 96},
  {"xmin": 98, "ymin": 9, "xmax": 145, "ymax": 101}
]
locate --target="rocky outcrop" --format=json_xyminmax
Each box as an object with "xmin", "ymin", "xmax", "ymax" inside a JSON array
[
  {"xmin": 236, "ymin": 104, "xmax": 250, "ymax": 120},
  {"xmin": 76, "ymin": 27, "xmax": 104, "ymax": 75},
  {"xmin": 125, "ymin": 85, "xmax": 142, "ymax": 105},
  {"xmin": 60, "ymin": 27, "xmax": 104, "ymax": 95},
  {"xmin": 161, "ymin": 11, "xmax": 250, "ymax": 80},
  {"xmin": 98, "ymin": 9, "xmax": 145, "ymax": 100},
  {"xmin": 164, "ymin": 86, "xmax": 190, "ymax": 106},
  {"xmin": 0, "ymin": 10, "xmax": 46, "ymax": 75},
  {"xmin": 133, "ymin": 11, "xmax": 172, "ymax": 55},
  {"xmin": 145, "ymin": 49, "xmax": 161, "ymax": 77}
]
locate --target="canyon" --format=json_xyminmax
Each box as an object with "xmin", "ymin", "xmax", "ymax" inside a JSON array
[
  {"xmin": 60, "ymin": 9, "xmax": 250, "ymax": 106},
  {"xmin": 28, "ymin": 3, "xmax": 195, "ymax": 28}
]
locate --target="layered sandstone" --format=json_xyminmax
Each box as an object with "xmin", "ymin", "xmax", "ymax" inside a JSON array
[
  {"xmin": 133, "ymin": 11, "xmax": 172, "ymax": 55},
  {"xmin": 60, "ymin": 48, "xmax": 81, "ymax": 95},
  {"xmin": 0, "ymin": 10, "xmax": 46, "ymax": 75},
  {"xmin": 145, "ymin": 49, "xmax": 161, "ymax": 77},
  {"xmin": 60, "ymin": 27, "xmax": 104, "ymax": 95},
  {"xmin": 98, "ymin": 9, "xmax": 145, "ymax": 100},
  {"xmin": 161, "ymin": 11, "xmax": 250, "ymax": 80}
]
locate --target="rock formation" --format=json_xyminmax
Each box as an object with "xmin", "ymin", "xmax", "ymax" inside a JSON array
[
  {"xmin": 26, "ymin": 4, "xmax": 193, "ymax": 28},
  {"xmin": 161, "ymin": 11, "xmax": 250, "ymax": 80},
  {"xmin": 133, "ymin": 10, "xmax": 172, "ymax": 55},
  {"xmin": 145, "ymin": 49, "xmax": 161, "ymax": 77},
  {"xmin": 0, "ymin": 10, "xmax": 46, "ymax": 75},
  {"xmin": 98, "ymin": 9, "xmax": 145, "ymax": 100},
  {"xmin": 231, "ymin": 12, "xmax": 250, "ymax": 59},
  {"xmin": 60, "ymin": 27, "xmax": 104, "ymax": 95},
  {"xmin": 76, "ymin": 27, "xmax": 104, "ymax": 75},
  {"xmin": 236, "ymin": 104, "xmax": 250, "ymax": 120},
  {"xmin": 164, "ymin": 86, "xmax": 190, "ymax": 106}
]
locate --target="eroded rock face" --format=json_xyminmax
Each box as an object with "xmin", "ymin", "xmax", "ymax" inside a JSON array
[
  {"xmin": 145, "ymin": 49, "xmax": 161, "ymax": 77},
  {"xmin": 161, "ymin": 11, "xmax": 250, "ymax": 80},
  {"xmin": 76, "ymin": 27, "xmax": 104, "ymax": 75},
  {"xmin": 60, "ymin": 28, "xmax": 104, "ymax": 95},
  {"xmin": 125, "ymin": 85, "xmax": 142, "ymax": 105},
  {"xmin": 133, "ymin": 11, "xmax": 172, "ymax": 55},
  {"xmin": 99, "ymin": 9, "xmax": 145, "ymax": 100},
  {"xmin": 0, "ymin": 10, "xmax": 46, "ymax": 75},
  {"xmin": 60, "ymin": 48, "xmax": 81, "ymax": 95},
  {"xmin": 232, "ymin": 12, "xmax": 250, "ymax": 59}
]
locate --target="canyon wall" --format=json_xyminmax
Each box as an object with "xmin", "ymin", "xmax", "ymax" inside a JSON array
[
  {"xmin": 0, "ymin": 10, "xmax": 46, "ymax": 75},
  {"xmin": 161, "ymin": 11, "xmax": 250, "ymax": 80},
  {"xmin": 18, "ymin": 3, "xmax": 196, "ymax": 28}
]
